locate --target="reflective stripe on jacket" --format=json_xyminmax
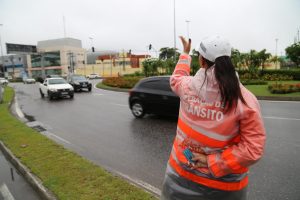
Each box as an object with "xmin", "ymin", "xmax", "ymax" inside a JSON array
[{"xmin": 168, "ymin": 54, "xmax": 266, "ymax": 191}]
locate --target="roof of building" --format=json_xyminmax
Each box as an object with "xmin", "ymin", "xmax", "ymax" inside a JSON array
[
  {"xmin": 37, "ymin": 38, "xmax": 82, "ymax": 49},
  {"xmin": 86, "ymin": 51, "xmax": 118, "ymax": 64}
]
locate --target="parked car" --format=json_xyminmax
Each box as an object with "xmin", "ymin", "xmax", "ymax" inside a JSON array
[
  {"xmin": 129, "ymin": 76, "xmax": 180, "ymax": 118},
  {"xmin": 0, "ymin": 77, "xmax": 9, "ymax": 86},
  {"xmin": 39, "ymin": 78, "xmax": 74, "ymax": 100},
  {"xmin": 87, "ymin": 73, "xmax": 101, "ymax": 79},
  {"xmin": 67, "ymin": 74, "xmax": 92, "ymax": 92},
  {"xmin": 23, "ymin": 77, "xmax": 36, "ymax": 84}
]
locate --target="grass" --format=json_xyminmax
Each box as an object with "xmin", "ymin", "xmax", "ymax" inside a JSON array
[
  {"xmin": 96, "ymin": 82, "xmax": 130, "ymax": 92},
  {"xmin": 245, "ymin": 81, "xmax": 300, "ymax": 97},
  {"xmin": 0, "ymin": 87, "xmax": 156, "ymax": 200}
]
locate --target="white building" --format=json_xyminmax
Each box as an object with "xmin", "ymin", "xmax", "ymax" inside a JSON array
[{"xmin": 27, "ymin": 38, "xmax": 86, "ymax": 78}]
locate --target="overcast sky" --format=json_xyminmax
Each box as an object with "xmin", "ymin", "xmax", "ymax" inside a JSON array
[{"xmin": 0, "ymin": 0, "xmax": 299, "ymax": 56}]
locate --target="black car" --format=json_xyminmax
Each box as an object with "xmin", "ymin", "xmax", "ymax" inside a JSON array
[
  {"xmin": 129, "ymin": 76, "xmax": 180, "ymax": 118},
  {"xmin": 67, "ymin": 75, "xmax": 92, "ymax": 92}
]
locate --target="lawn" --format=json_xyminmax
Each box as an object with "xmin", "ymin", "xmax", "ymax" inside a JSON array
[
  {"xmin": 245, "ymin": 81, "xmax": 300, "ymax": 97},
  {"xmin": 0, "ymin": 87, "xmax": 156, "ymax": 200}
]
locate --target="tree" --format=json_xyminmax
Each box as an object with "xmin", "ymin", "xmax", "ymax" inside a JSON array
[
  {"xmin": 286, "ymin": 42, "xmax": 300, "ymax": 67},
  {"xmin": 257, "ymin": 49, "xmax": 271, "ymax": 70},
  {"xmin": 159, "ymin": 47, "xmax": 179, "ymax": 60},
  {"xmin": 142, "ymin": 58, "xmax": 162, "ymax": 77},
  {"xmin": 231, "ymin": 48, "xmax": 241, "ymax": 69}
]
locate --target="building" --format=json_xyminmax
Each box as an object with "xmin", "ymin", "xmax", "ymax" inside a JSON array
[
  {"xmin": 75, "ymin": 51, "xmax": 149, "ymax": 77},
  {"xmin": 0, "ymin": 43, "xmax": 37, "ymax": 78},
  {"xmin": 0, "ymin": 54, "xmax": 29, "ymax": 79},
  {"xmin": 27, "ymin": 37, "xmax": 86, "ymax": 78}
]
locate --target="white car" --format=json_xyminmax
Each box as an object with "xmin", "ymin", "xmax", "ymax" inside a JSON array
[
  {"xmin": 23, "ymin": 77, "xmax": 36, "ymax": 84},
  {"xmin": 39, "ymin": 78, "xmax": 74, "ymax": 100},
  {"xmin": 0, "ymin": 78, "xmax": 9, "ymax": 86},
  {"xmin": 87, "ymin": 73, "xmax": 101, "ymax": 79}
]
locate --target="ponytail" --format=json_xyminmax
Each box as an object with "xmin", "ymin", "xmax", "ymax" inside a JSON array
[{"xmin": 203, "ymin": 56, "xmax": 246, "ymax": 112}]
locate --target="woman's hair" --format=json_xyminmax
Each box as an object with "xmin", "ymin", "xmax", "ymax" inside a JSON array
[{"xmin": 202, "ymin": 56, "xmax": 247, "ymax": 112}]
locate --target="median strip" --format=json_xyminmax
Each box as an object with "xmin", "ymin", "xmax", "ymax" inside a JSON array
[{"xmin": 0, "ymin": 87, "xmax": 157, "ymax": 200}]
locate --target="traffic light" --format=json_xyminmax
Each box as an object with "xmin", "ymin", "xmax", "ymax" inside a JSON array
[{"xmin": 149, "ymin": 44, "xmax": 152, "ymax": 50}]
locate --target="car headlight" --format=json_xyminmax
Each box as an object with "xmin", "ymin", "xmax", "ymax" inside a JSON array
[
  {"xmin": 74, "ymin": 81, "xmax": 80, "ymax": 85},
  {"xmin": 49, "ymin": 88, "xmax": 57, "ymax": 92},
  {"xmin": 70, "ymin": 87, "xmax": 74, "ymax": 91}
]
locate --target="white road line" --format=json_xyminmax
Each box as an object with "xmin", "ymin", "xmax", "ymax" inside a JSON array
[
  {"xmin": 48, "ymin": 133, "xmax": 71, "ymax": 144},
  {"xmin": 110, "ymin": 103, "xmax": 128, "ymax": 107},
  {"xmin": 14, "ymin": 97, "xmax": 24, "ymax": 119},
  {"xmin": 114, "ymin": 171, "xmax": 161, "ymax": 197},
  {"xmin": 0, "ymin": 184, "xmax": 15, "ymax": 200},
  {"xmin": 263, "ymin": 116, "xmax": 300, "ymax": 121},
  {"xmin": 92, "ymin": 93, "xmax": 104, "ymax": 96}
]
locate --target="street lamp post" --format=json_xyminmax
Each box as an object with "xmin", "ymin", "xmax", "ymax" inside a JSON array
[
  {"xmin": 173, "ymin": 0, "xmax": 176, "ymax": 61},
  {"xmin": 0, "ymin": 24, "xmax": 4, "ymax": 75},
  {"xmin": 89, "ymin": 37, "xmax": 94, "ymax": 52},
  {"xmin": 275, "ymin": 38, "xmax": 278, "ymax": 70},
  {"xmin": 185, "ymin": 20, "xmax": 190, "ymax": 39}
]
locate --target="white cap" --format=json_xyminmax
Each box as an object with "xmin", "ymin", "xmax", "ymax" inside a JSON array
[{"xmin": 198, "ymin": 35, "xmax": 231, "ymax": 62}]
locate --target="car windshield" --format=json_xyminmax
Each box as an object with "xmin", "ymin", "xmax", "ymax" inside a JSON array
[
  {"xmin": 48, "ymin": 78, "xmax": 67, "ymax": 85},
  {"xmin": 72, "ymin": 76, "xmax": 86, "ymax": 81}
]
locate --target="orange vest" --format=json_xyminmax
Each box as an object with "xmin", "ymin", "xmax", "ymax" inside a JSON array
[{"xmin": 168, "ymin": 54, "xmax": 266, "ymax": 191}]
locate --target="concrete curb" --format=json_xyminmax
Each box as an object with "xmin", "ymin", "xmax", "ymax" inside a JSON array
[
  {"xmin": 97, "ymin": 84, "xmax": 300, "ymax": 101},
  {"xmin": 0, "ymin": 142, "xmax": 57, "ymax": 200},
  {"xmin": 257, "ymin": 96, "xmax": 300, "ymax": 101},
  {"xmin": 0, "ymin": 87, "xmax": 58, "ymax": 200}
]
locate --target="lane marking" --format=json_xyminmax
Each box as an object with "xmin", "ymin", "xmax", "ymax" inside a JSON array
[
  {"xmin": 110, "ymin": 103, "xmax": 128, "ymax": 107},
  {"xmin": 263, "ymin": 116, "xmax": 300, "ymax": 121},
  {"xmin": 114, "ymin": 171, "xmax": 161, "ymax": 197},
  {"xmin": 0, "ymin": 184, "xmax": 15, "ymax": 200},
  {"xmin": 92, "ymin": 93, "xmax": 104, "ymax": 96},
  {"xmin": 48, "ymin": 133, "xmax": 71, "ymax": 144}
]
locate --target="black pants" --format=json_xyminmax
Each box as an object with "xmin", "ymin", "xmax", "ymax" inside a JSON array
[{"xmin": 161, "ymin": 167, "xmax": 247, "ymax": 200}]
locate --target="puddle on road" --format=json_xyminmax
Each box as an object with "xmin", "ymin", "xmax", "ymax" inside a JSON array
[
  {"xmin": 23, "ymin": 113, "xmax": 35, "ymax": 122},
  {"xmin": 0, "ymin": 151, "xmax": 41, "ymax": 200}
]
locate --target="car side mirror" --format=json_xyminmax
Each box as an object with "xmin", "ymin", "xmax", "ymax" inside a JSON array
[{"xmin": 44, "ymin": 83, "xmax": 47, "ymax": 86}]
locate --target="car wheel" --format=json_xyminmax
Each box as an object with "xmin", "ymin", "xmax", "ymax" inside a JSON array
[
  {"xmin": 88, "ymin": 87, "xmax": 92, "ymax": 92},
  {"xmin": 47, "ymin": 91, "xmax": 53, "ymax": 100},
  {"xmin": 39, "ymin": 89, "xmax": 44, "ymax": 98},
  {"xmin": 70, "ymin": 94, "xmax": 74, "ymax": 99},
  {"xmin": 131, "ymin": 101, "xmax": 145, "ymax": 118}
]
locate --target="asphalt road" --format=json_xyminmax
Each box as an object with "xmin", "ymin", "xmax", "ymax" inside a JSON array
[
  {"xmin": 10, "ymin": 82, "xmax": 300, "ymax": 200},
  {"xmin": 0, "ymin": 151, "xmax": 41, "ymax": 200}
]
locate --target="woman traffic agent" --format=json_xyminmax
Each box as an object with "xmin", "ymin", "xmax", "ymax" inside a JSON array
[{"xmin": 161, "ymin": 36, "xmax": 266, "ymax": 200}]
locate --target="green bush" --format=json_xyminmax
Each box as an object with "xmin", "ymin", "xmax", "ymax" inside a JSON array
[
  {"xmin": 262, "ymin": 74, "xmax": 293, "ymax": 81},
  {"xmin": 268, "ymin": 83, "xmax": 300, "ymax": 94},
  {"xmin": 241, "ymin": 79, "xmax": 268, "ymax": 85},
  {"xmin": 102, "ymin": 77, "xmax": 143, "ymax": 88},
  {"xmin": 238, "ymin": 69, "xmax": 300, "ymax": 80}
]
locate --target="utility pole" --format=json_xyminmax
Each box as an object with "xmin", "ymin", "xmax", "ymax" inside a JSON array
[
  {"xmin": 275, "ymin": 38, "xmax": 278, "ymax": 70},
  {"xmin": 173, "ymin": 0, "xmax": 176, "ymax": 62},
  {"xmin": 185, "ymin": 20, "xmax": 190, "ymax": 39},
  {"xmin": 0, "ymin": 24, "xmax": 4, "ymax": 76}
]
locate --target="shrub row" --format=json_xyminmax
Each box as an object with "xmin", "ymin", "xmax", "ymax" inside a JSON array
[
  {"xmin": 268, "ymin": 83, "xmax": 300, "ymax": 94},
  {"xmin": 241, "ymin": 79, "xmax": 268, "ymax": 85},
  {"xmin": 102, "ymin": 77, "xmax": 143, "ymax": 88},
  {"xmin": 237, "ymin": 69, "xmax": 300, "ymax": 80}
]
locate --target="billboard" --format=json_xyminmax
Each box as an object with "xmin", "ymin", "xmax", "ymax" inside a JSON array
[{"xmin": 6, "ymin": 43, "xmax": 37, "ymax": 54}]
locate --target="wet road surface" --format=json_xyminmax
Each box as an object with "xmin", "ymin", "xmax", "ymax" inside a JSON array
[
  {"xmin": 9, "ymin": 82, "xmax": 300, "ymax": 200},
  {"xmin": 0, "ymin": 151, "xmax": 41, "ymax": 200}
]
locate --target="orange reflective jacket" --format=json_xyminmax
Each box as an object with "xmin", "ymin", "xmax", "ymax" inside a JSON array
[{"xmin": 168, "ymin": 54, "xmax": 266, "ymax": 191}]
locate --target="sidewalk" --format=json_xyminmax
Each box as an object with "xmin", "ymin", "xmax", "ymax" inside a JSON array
[{"xmin": 0, "ymin": 151, "xmax": 41, "ymax": 200}]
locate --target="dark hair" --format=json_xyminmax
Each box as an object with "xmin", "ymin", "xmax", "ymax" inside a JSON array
[{"xmin": 203, "ymin": 56, "xmax": 246, "ymax": 112}]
